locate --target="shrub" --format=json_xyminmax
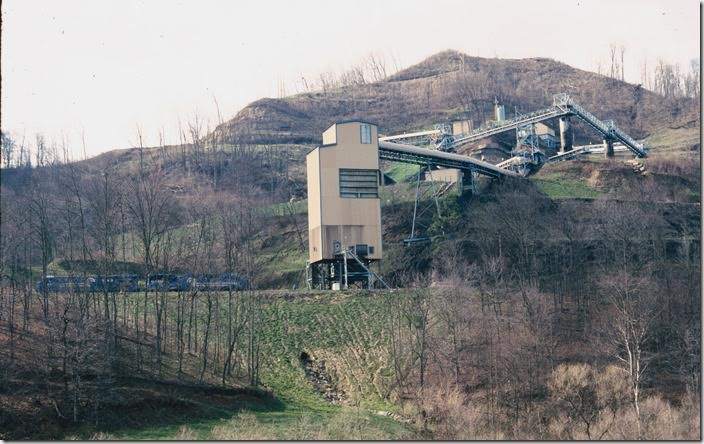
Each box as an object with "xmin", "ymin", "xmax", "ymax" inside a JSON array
[
  {"xmin": 548, "ymin": 363, "xmax": 600, "ymax": 438},
  {"xmin": 548, "ymin": 364, "xmax": 701, "ymax": 440},
  {"xmin": 411, "ymin": 383, "xmax": 491, "ymax": 439}
]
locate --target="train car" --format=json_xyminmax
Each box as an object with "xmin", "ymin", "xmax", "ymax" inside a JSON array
[
  {"xmin": 120, "ymin": 274, "xmax": 140, "ymax": 292},
  {"xmin": 89, "ymin": 274, "xmax": 140, "ymax": 293},
  {"xmin": 146, "ymin": 273, "xmax": 192, "ymax": 292},
  {"xmin": 193, "ymin": 273, "xmax": 249, "ymax": 291},
  {"xmin": 192, "ymin": 274, "xmax": 213, "ymax": 291},
  {"xmin": 214, "ymin": 272, "xmax": 249, "ymax": 291},
  {"xmin": 36, "ymin": 275, "xmax": 89, "ymax": 293}
]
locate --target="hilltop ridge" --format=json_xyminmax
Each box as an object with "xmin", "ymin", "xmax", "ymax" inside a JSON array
[{"xmin": 209, "ymin": 49, "xmax": 696, "ymax": 146}]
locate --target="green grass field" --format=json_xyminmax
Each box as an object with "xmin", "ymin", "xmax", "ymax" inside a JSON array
[
  {"xmin": 100, "ymin": 401, "xmax": 410, "ymax": 440},
  {"xmin": 68, "ymin": 290, "xmax": 416, "ymax": 440},
  {"xmin": 531, "ymin": 176, "xmax": 601, "ymax": 199},
  {"xmin": 259, "ymin": 292, "xmax": 400, "ymax": 410},
  {"xmin": 385, "ymin": 162, "xmax": 421, "ymax": 183}
]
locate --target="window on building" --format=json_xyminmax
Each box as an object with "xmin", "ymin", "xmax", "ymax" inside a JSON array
[
  {"xmin": 339, "ymin": 168, "xmax": 378, "ymax": 198},
  {"xmin": 360, "ymin": 123, "xmax": 372, "ymax": 144}
]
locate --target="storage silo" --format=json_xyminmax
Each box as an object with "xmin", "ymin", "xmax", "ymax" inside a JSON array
[{"xmin": 306, "ymin": 121, "xmax": 383, "ymax": 289}]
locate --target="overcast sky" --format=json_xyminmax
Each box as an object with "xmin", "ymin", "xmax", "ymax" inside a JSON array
[{"xmin": 1, "ymin": 0, "xmax": 700, "ymax": 158}]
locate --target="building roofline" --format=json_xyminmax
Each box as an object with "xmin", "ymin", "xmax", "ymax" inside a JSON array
[
  {"xmin": 306, "ymin": 145, "xmax": 321, "ymax": 156},
  {"xmin": 324, "ymin": 119, "xmax": 379, "ymax": 131}
]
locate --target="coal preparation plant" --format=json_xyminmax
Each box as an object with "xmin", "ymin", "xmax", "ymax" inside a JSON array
[{"xmin": 304, "ymin": 94, "xmax": 649, "ymax": 290}]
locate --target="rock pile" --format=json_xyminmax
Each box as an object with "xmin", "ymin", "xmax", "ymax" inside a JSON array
[
  {"xmin": 299, "ymin": 351, "xmax": 345, "ymax": 404},
  {"xmin": 625, "ymin": 159, "xmax": 648, "ymax": 176}
]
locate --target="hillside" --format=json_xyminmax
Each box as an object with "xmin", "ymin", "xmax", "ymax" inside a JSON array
[
  {"xmin": 0, "ymin": 49, "xmax": 701, "ymax": 440},
  {"xmin": 210, "ymin": 50, "xmax": 698, "ymax": 146},
  {"xmin": 2, "ymin": 278, "xmax": 700, "ymax": 439},
  {"xmin": 0, "ymin": 49, "xmax": 699, "ymax": 289},
  {"xmin": 4, "ymin": 49, "xmax": 696, "ymax": 206},
  {"xmin": 0, "ymin": 290, "xmax": 415, "ymax": 440}
]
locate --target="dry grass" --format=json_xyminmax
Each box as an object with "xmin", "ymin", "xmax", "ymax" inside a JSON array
[
  {"xmin": 217, "ymin": 50, "xmax": 688, "ymax": 146},
  {"xmin": 88, "ymin": 432, "xmax": 117, "ymax": 440},
  {"xmin": 207, "ymin": 410, "xmax": 402, "ymax": 440},
  {"xmin": 210, "ymin": 412, "xmax": 265, "ymax": 440},
  {"xmin": 172, "ymin": 425, "xmax": 198, "ymax": 440}
]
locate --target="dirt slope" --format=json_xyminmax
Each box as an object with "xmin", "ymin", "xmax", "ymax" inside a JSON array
[{"xmin": 210, "ymin": 50, "xmax": 696, "ymax": 145}]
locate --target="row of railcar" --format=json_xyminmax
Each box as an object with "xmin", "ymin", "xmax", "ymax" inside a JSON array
[
  {"xmin": 35, "ymin": 275, "xmax": 139, "ymax": 293},
  {"xmin": 35, "ymin": 273, "xmax": 249, "ymax": 293}
]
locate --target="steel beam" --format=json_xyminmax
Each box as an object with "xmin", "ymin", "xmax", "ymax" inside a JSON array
[{"xmin": 378, "ymin": 140, "xmax": 518, "ymax": 178}]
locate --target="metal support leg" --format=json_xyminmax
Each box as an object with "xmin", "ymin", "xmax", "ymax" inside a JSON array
[
  {"xmin": 405, "ymin": 164, "xmax": 446, "ymax": 245},
  {"xmin": 342, "ymin": 248, "xmax": 348, "ymax": 289},
  {"xmin": 427, "ymin": 166, "xmax": 443, "ymax": 226},
  {"xmin": 409, "ymin": 167, "xmax": 422, "ymax": 240},
  {"xmin": 305, "ymin": 261, "xmax": 312, "ymax": 290},
  {"xmin": 346, "ymin": 249, "xmax": 391, "ymax": 289}
]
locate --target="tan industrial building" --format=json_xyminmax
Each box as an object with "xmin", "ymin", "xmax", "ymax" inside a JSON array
[
  {"xmin": 306, "ymin": 118, "xmax": 518, "ymax": 289},
  {"xmin": 535, "ymin": 122, "xmax": 556, "ymax": 137},
  {"xmin": 306, "ymin": 121, "xmax": 383, "ymax": 269},
  {"xmin": 451, "ymin": 119, "xmax": 472, "ymax": 136},
  {"xmin": 424, "ymin": 167, "xmax": 463, "ymax": 185}
]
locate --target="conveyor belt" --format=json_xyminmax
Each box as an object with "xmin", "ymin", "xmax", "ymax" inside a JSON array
[
  {"xmin": 378, "ymin": 129, "xmax": 441, "ymax": 142},
  {"xmin": 378, "ymin": 140, "xmax": 518, "ymax": 178},
  {"xmin": 448, "ymin": 93, "xmax": 647, "ymax": 158}
]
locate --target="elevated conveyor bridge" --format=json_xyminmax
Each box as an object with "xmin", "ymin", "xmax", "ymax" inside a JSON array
[
  {"xmin": 378, "ymin": 140, "xmax": 519, "ymax": 178},
  {"xmin": 449, "ymin": 93, "xmax": 648, "ymax": 158}
]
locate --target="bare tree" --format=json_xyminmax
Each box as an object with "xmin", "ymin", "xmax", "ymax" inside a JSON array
[
  {"xmin": 366, "ymin": 52, "xmax": 388, "ymax": 82},
  {"xmin": 608, "ymin": 44, "xmax": 624, "ymax": 81},
  {"xmin": 126, "ymin": 166, "xmax": 173, "ymax": 272},
  {"xmin": 684, "ymin": 58, "xmax": 700, "ymax": 99},
  {"xmin": 1, "ymin": 132, "xmax": 16, "ymax": 168},
  {"xmin": 244, "ymin": 291, "xmax": 262, "ymax": 386},
  {"xmin": 599, "ymin": 272, "xmax": 656, "ymax": 438},
  {"xmin": 86, "ymin": 166, "xmax": 123, "ymax": 359},
  {"xmin": 35, "ymin": 134, "xmax": 47, "ymax": 167}
]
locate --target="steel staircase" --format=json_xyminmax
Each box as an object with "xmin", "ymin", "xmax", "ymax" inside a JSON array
[{"xmin": 556, "ymin": 94, "xmax": 648, "ymax": 157}]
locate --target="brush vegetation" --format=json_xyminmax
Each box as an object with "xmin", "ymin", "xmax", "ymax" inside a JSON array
[{"xmin": 0, "ymin": 50, "xmax": 700, "ymax": 440}]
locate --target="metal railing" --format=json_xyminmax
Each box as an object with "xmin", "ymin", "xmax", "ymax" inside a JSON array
[
  {"xmin": 566, "ymin": 101, "xmax": 611, "ymax": 134},
  {"xmin": 611, "ymin": 127, "xmax": 648, "ymax": 156},
  {"xmin": 554, "ymin": 94, "xmax": 647, "ymax": 157}
]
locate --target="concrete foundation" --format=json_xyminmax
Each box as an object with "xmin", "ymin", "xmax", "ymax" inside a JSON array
[
  {"xmin": 559, "ymin": 116, "xmax": 574, "ymax": 153},
  {"xmin": 603, "ymin": 138, "xmax": 614, "ymax": 158}
]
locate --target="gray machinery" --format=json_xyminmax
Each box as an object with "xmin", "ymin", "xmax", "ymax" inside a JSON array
[
  {"xmin": 446, "ymin": 93, "xmax": 647, "ymax": 174},
  {"xmin": 382, "ymin": 93, "xmax": 647, "ymax": 177},
  {"xmin": 306, "ymin": 94, "xmax": 648, "ymax": 289}
]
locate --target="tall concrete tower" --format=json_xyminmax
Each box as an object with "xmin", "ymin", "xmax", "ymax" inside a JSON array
[
  {"xmin": 559, "ymin": 116, "xmax": 574, "ymax": 153},
  {"xmin": 306, "ymin": 121, "xmax": 383, "ymax": 289},
  {"xmin": 494, "ymin": 97, "xmax": 506, "ymax": 122}
]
